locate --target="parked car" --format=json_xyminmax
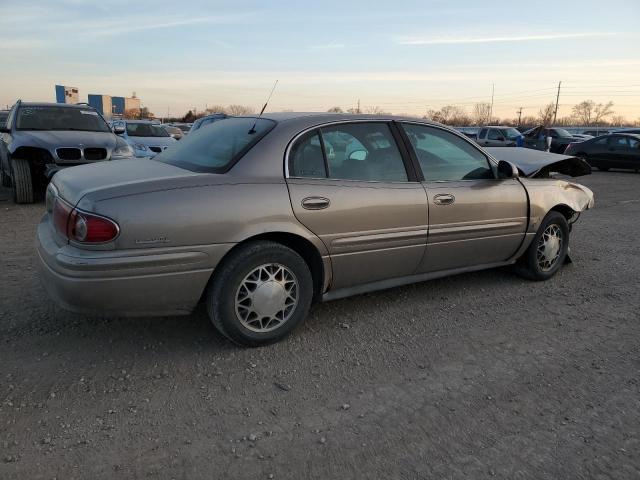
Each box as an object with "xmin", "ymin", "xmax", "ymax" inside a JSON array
[
  {"xmin": 111, "ymin": 119, "xmax": 176, "ymax": 158},
  {"xmin": 162, "ymin": 124, "xmax": 184, "ymax": 140},
  {"xmin": 189, "ymin": 113, "xmax": 228, "ymax": 133},
  {"xmin": 522, "ymin": 126, "xmax": 585, "ymax": 153},
  {"xmin": 0, "ymin": 101, "xmax": 133, "ymax": 203},
  {"xmin": 564, "ymin": 133, "xmax": 640, "ymax": 172},
  {"xmin": 0, "ymin": 110, "xmax": 9, "ymax": 129},
  {"xmin": 169, "ymin": 123, "xmax": 192, "ymax": 136},
  {"xmin": 37, "ymin": 113, "xmax": 594, "ymax": 346},
  {"xmin": 582, "ymin": 129, "xmax": 610, "ymax": 137},
  {"xmin": 569, "ymin": 134, "xmax": 594, "ymax": 141},
  {"xmin": 614, "ymin": 128, "xmax": 640, "ymax": 135},
  {"xmin": 475, "ymin": 126, "xmax": 523, "ymax": 147}
]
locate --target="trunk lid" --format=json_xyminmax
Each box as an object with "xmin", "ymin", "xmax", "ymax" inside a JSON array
[{"xmin": 52, "ymin": 159, "xmax": 202, "ymax": 206}]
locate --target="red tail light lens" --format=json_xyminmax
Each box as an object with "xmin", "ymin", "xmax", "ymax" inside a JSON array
[
  {"xmin": 52, "ymin": 198, "xmax": 119, "ymax": 244},
  {"xmin": 68, "ymin": 210, "xmax": 119, "ymax": 243}
]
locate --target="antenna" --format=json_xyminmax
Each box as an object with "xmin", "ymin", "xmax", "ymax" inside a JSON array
[{"xmin": 249, "ymin": 80, "xmax": 278, "ymax": 134}]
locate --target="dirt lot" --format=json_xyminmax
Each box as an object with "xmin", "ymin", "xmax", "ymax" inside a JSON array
[{"xmin": 1, "ymin": 172, "xmax": 639, "ymax": 480}]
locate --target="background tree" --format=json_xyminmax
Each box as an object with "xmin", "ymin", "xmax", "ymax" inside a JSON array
[
  {"xmin": 327, "ymin": 106, "xmax": 343, "ymax": 113},
  {"xmin": 364, "ymin": 106, "xmax": 389, "ymax": 115},
  {"xmin": 226, "ymin": 104, "xmax": 255, "ymax": 116},
  {"xmin": 471, "ymin": 103, "xmax": 491, "ymax": 126},
  {"xmin": 537, "ymin": 103, "xmax": 556, "ymax": 125},
  {"xmin": 572, "ymin": 100, "xmax": 614, "ymax": 126}
]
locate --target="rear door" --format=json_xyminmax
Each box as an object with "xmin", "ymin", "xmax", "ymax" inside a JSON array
[
  {"xmin": 286, "ymin": 121, "xmax": 428, "ymax": 289},
  {"xmin": 399, "ymin": 122, "xmax": 528, "ymax": 272}
]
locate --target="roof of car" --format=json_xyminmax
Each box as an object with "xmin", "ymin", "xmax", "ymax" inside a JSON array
[
  {"xmin": 247, "ymin": 111, "xmax": 435, "ymax": 127},
  {"xmin": 18, "ymin": 102, "xmax": 92, "ymax": 109},
  {"xmin": 483, "ymin": 125, "xmax": 517, "ymax": 129}
]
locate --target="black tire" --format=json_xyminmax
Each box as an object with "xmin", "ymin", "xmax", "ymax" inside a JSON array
[
  {"xmin": 515, "ymin": 211, "xmax": 569, "ymax": 281},
  {"xmin": 206, "ymin": 241, "xmax": 313, "ymax": 347},
  {"xmin": 10, "ymin": 158, "xmax": 34, "ymax": 204}
]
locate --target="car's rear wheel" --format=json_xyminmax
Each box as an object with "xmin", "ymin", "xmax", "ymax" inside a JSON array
[
  {"xmin": 10, "ymin": 158, "xmax": 34, "ymax": 204},
  {"xmin": 206, "ymin": 241, "xmax": 313, "ymax": 347},
  {"xmin": 516, "ymin": 211, "xmax": 569, "ymax": 281}
]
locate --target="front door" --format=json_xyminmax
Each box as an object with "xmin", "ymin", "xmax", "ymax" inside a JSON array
[
  {"xmin": 400, "ymin": 122, "xmax": 528, "ymax": 272},
  {"xmin": 286, "ymin": 122, "xmax": 428, "ymax": 289}
]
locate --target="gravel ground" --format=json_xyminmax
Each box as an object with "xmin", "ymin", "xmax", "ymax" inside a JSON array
[{"xmin": 1, "ymin": 172, "xmax": 639, "ymax": 480}]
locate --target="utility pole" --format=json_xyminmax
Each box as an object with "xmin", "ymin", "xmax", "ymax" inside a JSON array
[
  {"xmin": 489, "ymin": 83, "xmax": 494, "ymax": 124},
  {"xmin": 357, "ymin": 99, "xmax": 361, "ymax": 114},
  {"xmin": 553, "ymin": 81, "xmax": 562, "ymax": 125},
  {"xmin": 516, "ymin": 107, "xmax": 523, "ymax": 127}
]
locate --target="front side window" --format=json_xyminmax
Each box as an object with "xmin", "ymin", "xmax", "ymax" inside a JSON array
[
  {"xmin": 402, "ymin": 123, "xmax": 494, "ymax": 182},
  {"xmin": 289, "ymin": 122, "xmax": 408, "ymax": 182},
  {"xmin": 488, "ymin": 129, "xmax": 503, "ymax": 140},
  {"xmin": 478, "ymin": 128, "xmax": 488, "ymax": 139},
  {"xmin": 155, "ymin": 117, "xmax": 275, "ymax": 173},
  {"xmin": 501, "ymin": 128, "xmax": 521, "ymax": 140},
  {"xmin": 15, "ymin": 106, "xmax": 110, "ymax": 132}
]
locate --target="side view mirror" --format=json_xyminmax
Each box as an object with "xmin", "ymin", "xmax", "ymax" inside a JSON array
[
  {"xmin": 113, "ymin": 125, "xmax": 125, "ymax": 135},
  {"xmin": 348, "ymin": 150, "xmax": 367, "ymax": 161},
  {"xmin": 497, "ymin": 160, "xmax": 519, "ymax": 179}
]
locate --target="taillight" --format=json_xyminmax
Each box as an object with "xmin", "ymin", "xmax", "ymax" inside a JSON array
[
  {"xmin": 68, "ymin": 210, "xmax": 119, "ymax": 243},
  {"xmin": 52, "ymin": 198, "xmax": 119, "ymax": 244}
]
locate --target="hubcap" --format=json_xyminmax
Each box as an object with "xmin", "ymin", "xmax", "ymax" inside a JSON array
[
  {"xmin": 536, "ymin": 224, "xmax": 563, "ymax": 272},
  {"xmin": 234, "ymin": 264, "xmax": 298, "ymax": 332}
]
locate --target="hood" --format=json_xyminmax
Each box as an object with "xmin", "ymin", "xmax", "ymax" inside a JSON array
[
  {"xmin": 126, "ymin": 136, "xmax": 176, "ymax": 147},
  {"xmin": 485, "ymin": 147, "xmax": 592, "ymax": 178},
  {"xmin": 13, "ymin": 130, "xmax": 117, "ymax": 150},
  {"xmin": 52, "ymin": 158, "xmax": 203, "ymax": 207}
]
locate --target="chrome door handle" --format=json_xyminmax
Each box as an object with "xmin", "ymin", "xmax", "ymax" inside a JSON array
[
  {"xmin": 433, "ymin": 193, "xmax": 455, "ymax": 205},
  {"xmin": 301, "ymin": 197, "xmax": 330, "ymax": 210}
]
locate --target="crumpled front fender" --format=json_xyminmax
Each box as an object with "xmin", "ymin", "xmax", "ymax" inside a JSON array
[{"xmin": 520, "ymin": 178, "xmax": 594, "ymax": 233}]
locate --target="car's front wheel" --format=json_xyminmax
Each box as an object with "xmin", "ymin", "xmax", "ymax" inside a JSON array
[
  {"xmin": 11, "ymin": 158, "xmax": 34, "ymax": 204},
  {"xmin": 516, "ymin": 211, "xmax": 569, "ymax": 281},
  {"xmin": 206, "ymin": 241, "xmax": 313, "ymax": 347}
]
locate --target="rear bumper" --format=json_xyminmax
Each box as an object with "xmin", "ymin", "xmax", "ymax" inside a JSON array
[{"xmin": 36, "ymin": 217, "xmax": 233, "ymax": 316}]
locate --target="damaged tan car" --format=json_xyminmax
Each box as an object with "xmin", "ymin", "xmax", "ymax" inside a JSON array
[{"xmin": 37, "ymin": 114, "xmax": 594, "ymax": 346}]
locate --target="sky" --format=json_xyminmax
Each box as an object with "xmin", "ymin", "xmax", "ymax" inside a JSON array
[{"xmin": 1, "ymin": 0, "xmax": 639, "ymax": 121}]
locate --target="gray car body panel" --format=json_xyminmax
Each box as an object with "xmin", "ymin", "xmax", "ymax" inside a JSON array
[{"xmin": 38, "ymin": 113, "xmax": 594, "ymax": 316}]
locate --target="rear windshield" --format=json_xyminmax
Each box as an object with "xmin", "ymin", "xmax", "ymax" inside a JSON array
[
  {"xmin": 15, "ymin": 106, "xmax": 110, "ymax": 132},
  {"xmin": 154, "ymin": 117, "xmax": 276, "ymax": 173},
  {"xmin": 126, "ymin": 123, "xmax": 169, "ymax": 137}
]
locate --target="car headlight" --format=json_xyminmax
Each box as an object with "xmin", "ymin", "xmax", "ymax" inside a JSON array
[
  {"xmin": 113, "ymin": 144, "xmax": 134, "ymax": 158},
  {"xmin": 133, "ymin": 143, "xmax": 148, "ymax": 151}
]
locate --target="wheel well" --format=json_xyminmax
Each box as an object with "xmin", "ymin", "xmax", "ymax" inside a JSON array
[
  {"xmin": 205, "ymin": 232, "xmax": 325, "ymax": 303},
  {"xmin": 550, "ymin": 204, "xmax": 574, "ymax": 221}
]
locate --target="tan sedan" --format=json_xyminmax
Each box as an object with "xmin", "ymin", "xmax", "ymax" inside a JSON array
[{"xmin": 37, "ymin": 113, "xmax": 594, "ymax": 346}]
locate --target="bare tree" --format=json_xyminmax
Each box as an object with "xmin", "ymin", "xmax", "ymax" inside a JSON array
[
  {"xmin": 593, "ymin": 101, "xmax": 614, "ymax": 125},
  {"xmin": 327, "ymin": 106, "xmax": 343, "ymax": 113},
  {"xmin": 537, "ymin": 103, "xmax": 555, "ymax": 125},
  {"xmin": 226, "ymin": 104, "xmax": 255, "ymax": 116},
  {"xmin": 471, "ymin": 103, "xmax": 491, "ymax": 126},
  {"xmin": 205, "ymin": 105, "xmax": 228, "ymax": 115},
  {"xmin": 364, "ymin": 106, "xmax": 389, "ymax": 115},
  {"xmin": 610, "ymin": 115, "xmax": 627, "ymax": 127}
]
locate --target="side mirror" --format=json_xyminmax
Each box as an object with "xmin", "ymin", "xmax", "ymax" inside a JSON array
[
  {"xmin": 497, "ymin": 160, "xmax": 519, "ymax": 179},
  {"xmin": 348, "ymin": 150, "xmax": 367, "ymax": 161},
  {"xmin": 113, "ymin": 125, "xmax": 125, "ymax": 135}
]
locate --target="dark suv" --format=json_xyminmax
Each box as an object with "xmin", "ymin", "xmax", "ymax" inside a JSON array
[{"xmin": 0, "ymin": 101, "xmax": 133, "ymax": 203}]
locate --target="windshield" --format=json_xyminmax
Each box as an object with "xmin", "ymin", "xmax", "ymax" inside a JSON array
[
  {"xmin": 155, "ymin": 117, "xmax": 276, "ymax": 173},
  {"xmin": 554, "ymin": 128, "xmax": 574, "ymax": 138},
  {"xmin": 15, "ymin": 106, "xmax": 110, "ymax": 132},
  {"xmin": 126, "ymin": 123, "xmax": 169, "ymax": 137},
  {"xmin": 500, "ymin": 128, "xmax": 521, "ymax": 140}
]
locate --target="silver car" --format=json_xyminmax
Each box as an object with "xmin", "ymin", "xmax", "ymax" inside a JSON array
[
  {"xmin": 37, "ymin": 113, "xmax": 594, "ymax": 346},
  {"xmin": 111, "ymin": 120, "xmax": 176, "ymax": 158}
]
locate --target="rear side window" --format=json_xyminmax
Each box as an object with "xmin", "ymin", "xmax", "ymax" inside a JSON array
[
  {"xmin": 478, "ymin": 128, "xmax": 488, "ymax": 139},
  {"xmin": 155, "ymin": 117, "xmax": 275, "ymax": 173},
  {"xmin": 402, "ymin": 123, "xmax": 494, "ymax": 182},
  {"xmin": 289, "ymin": 122, "xmax": 408, "ymax": 182}
]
